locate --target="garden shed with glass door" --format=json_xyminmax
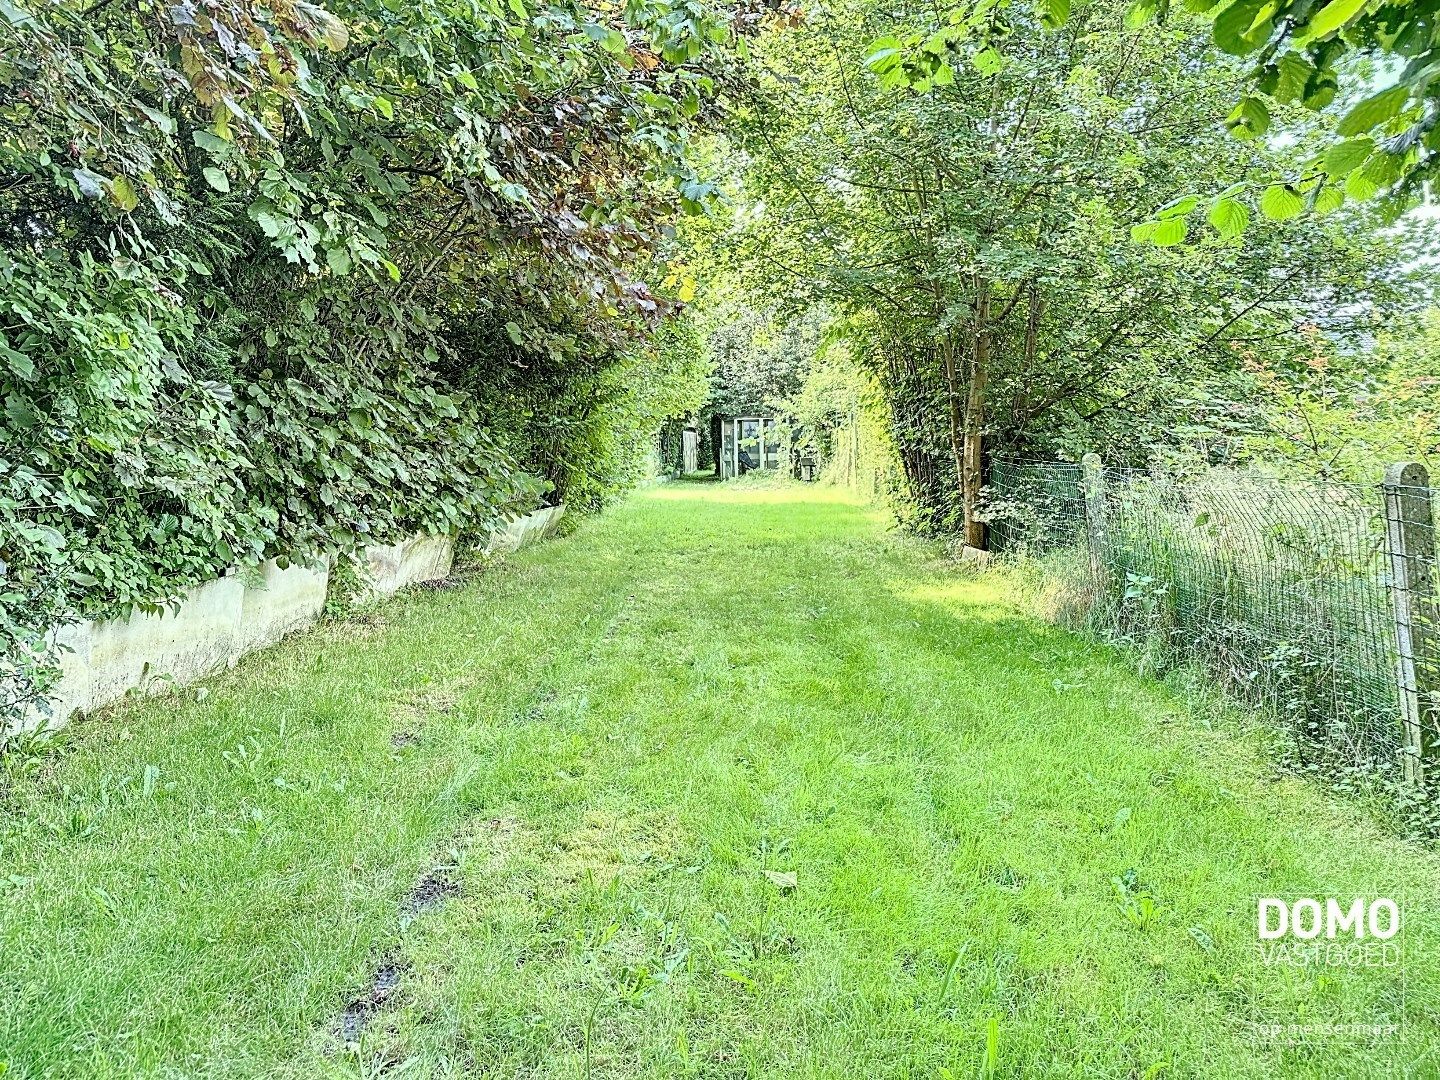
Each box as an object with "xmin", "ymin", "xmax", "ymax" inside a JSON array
[{"xmin": 713, "ymin": 415, "xmax": 784, "ymax": 478}]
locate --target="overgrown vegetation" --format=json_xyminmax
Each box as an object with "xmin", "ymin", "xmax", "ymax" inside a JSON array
[
  {"xmin": 0, "ymin": 0, "xmax": 737, "ymax": 723},
  {"xmin": 4, "ymin": 0, "xmax": 1440, "ymax": 1067},
  {"xmin": 684, "ymin": 0, "xmax": 1431, "ymax": 539},
  {"xmin": 649, "ymin": 0, "xmax": 1439, "ymax": 834}
]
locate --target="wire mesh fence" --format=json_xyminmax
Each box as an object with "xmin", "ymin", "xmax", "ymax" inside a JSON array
[{"xmin": 987, "ymin": 457, "xmax": 1440, "ymax": 777}]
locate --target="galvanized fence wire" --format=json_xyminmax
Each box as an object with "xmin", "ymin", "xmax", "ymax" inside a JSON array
[
  {"xmin": 987, "ymin": 459, "xmax": 1439, "ymax": 770},
  {"xmin": 987, "ymin": 459, "xmax": 1086, "ymax": 552}
]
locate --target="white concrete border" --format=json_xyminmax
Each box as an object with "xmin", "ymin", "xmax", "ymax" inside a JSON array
[{"xmin": 13, "ymin": 505, "xmax": 564, "ymax": 732}]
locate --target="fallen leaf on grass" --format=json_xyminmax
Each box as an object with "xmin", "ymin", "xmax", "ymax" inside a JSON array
[{"xmin": 763, "ymin": 869, "xmax": 797, "ymax": 891}]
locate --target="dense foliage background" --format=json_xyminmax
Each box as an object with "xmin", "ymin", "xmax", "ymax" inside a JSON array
[
  {"xmin": 0, "ymin": 0, "xmax": 732, "ymax": 719},
  {"xmin": 682, "ymin": 0, "xmax": 1437, "ymax": 534}
]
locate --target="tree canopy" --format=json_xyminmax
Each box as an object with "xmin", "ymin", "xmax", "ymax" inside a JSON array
[
  {"xmin": 684, "ymin": 0, "xmax": 1428, "ymax": 536},
  {"xmin": 860, "ymin": 0, "xmax": 1439, "ymax": 233}
]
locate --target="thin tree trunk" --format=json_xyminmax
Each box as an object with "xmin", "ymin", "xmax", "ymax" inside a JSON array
[
  {"xmin": 941, "ymin": 334, "xmax": 966, "ymax": 508},
  {"xmin": 962, "ymin": 276, "xmax": 991, "ymax": 549},
  {"xmin": 1024, "ymin": 283, "xmax": 1042, "ymax": 369}
]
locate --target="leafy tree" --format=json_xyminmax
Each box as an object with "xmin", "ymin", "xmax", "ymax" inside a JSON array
[
  {"xmin": 710, "ymin": 0, "xmax": 1415, "ymax": 538},
  {"xmin": 1128, "ymin": 0, "xmax": 1440, "ymax": 211},
  {"xmin": 861, "ymin": 0, "xmax": 1439, "ymax": 229},
  {"xmin": 700, "ymin": 298, "xmax": 823, "ymax": 415}
]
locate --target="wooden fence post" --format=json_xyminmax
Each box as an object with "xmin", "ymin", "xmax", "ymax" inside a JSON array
[
  {"xmin": 1382, "ymin": 461, "xmax": 1439, "ymax": 786},
  {"xmin": 1081, "ymin": 453, "xmax": 1109, "ymax": 583}
]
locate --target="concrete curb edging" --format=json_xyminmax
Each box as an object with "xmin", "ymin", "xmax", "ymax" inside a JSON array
[{"xmin": 16, "ymin": 505, "xmax": 565, "ymax": 733}]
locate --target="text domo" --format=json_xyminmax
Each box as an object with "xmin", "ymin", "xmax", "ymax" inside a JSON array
[{"xmin": 1258, "ymin": 898, "xmax": 1399, "ymax": 940}]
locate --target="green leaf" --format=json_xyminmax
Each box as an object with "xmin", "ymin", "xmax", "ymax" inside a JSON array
[
  {"xmin": 1037, "ymin": 0, "xmax": 1070, "ymax": 30},
  {"xmin": 1312, "ymin": 185, "xmax": 1345, "ymax": 214},
  {"xmin": 1257, "ymin": 52, "xmax": 1314, "ymax": 104},
  {"xmin": 202, "ymin": 167, "xmax": 230, "ymax": 193},
  {"xmin": 326, "ymin": 246, "xmax": 352, "ymax": 275},
  {"xmin": 138, "ymin": 104, "xmax": 176, "ymax": 135},
  {"xmin": 1155, "ymin": 194, "xmax": 1199, "ymax": 219},
  {"xmin": 309, "ymin": 6, "xmax": 349, "ymax": 50},
  {"xmin": 72, "ymin": 168, "xmax": 104, "ymax": 199},
  {"xmin": 505, "ymin": 321, "xmax": 523, "ymax": 345},
  {"xmin": 1322, "ymin": 136, "xmax": 1374, "ymax": 177},
  {"xmin": 1258, "ymin": 184, "xmax": 1304, "ymax": 220},
  {"xmin": 1336, "ymin": 86, "xmax": 1411, "ymax": 137},
  {"xmin": 3, "ymin": 345, "xmax": 35, "ymax": 379},
  {"xmin": 973, "ymin": 46, "xmax": 1005, "ymax": 76},
  {"xmin": 251, "ymin": 209, "xmax": 284, "ymax": 238},
  {"xmin": 1299, "ymin": 0, "xmax": 1367, "ymax": 42},
  {"xmin": 1207, "ymin": 197, "xmax": 1250, "ymax": 238},
  {"xmin": 193, "ymin": 129, "xmax": 230, "ymax": 153},
  {"xmin": 1343, "ymin": 150, "xmax": 1400, "ymax": 199},
  {"xmin": 1124, "ymin": 0, "xmax": 1161, "ymax": 28},
  {"xmin": 1301, "ymin": 67, "xmax": 1338, "ymax": 109},
  {"xmin": 583, "ymin": 22, "xmax": 627, "ymax": 53},
  {"xmin": 0, "ymin": 0, "xmax": 35, "ymax": 25},
  {"xmin": 1213, "ymin": 0, "xmax": 1273, "ymax": 56},
  {"xmin": 107, "ymin": 175, "xmax": 139, "ymax": 212},
  {"xmin": 864, "ymin": 36, "xmax": 903, "ymax": 73},
  {"xmin": 1225, "ymin": 96, "xmax": 1270, "ymax": 140},
  {"xmin": 25, "ymin": 523, "xmax": 65, "ymax": 551},
  {"xmin": 1152, "ymin": 217, "xmax": 1187, "ymax": 245}
]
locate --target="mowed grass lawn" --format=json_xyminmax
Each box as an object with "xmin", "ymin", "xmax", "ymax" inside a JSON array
[{"xmin": 2, "ymin": 480, "xmax": 1438, "ymax": 1078}]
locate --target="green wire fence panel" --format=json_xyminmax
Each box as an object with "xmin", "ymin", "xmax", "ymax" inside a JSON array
[
  {"xmin": 988, "ymin": 459, "xmax": 1086, "ymax": 553},
  {"xmin": 988, "ymin": 458, "xmax": 1440, "ymax": 774}
]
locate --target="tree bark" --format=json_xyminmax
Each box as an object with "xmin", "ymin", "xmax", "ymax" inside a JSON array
[
  {"xmin": 962, "ymin": 276, "xmax": 991, "ymax": 549},
  {"xmin": 941, "ymin": 333, "xmax": 966, "ymax": 515}
]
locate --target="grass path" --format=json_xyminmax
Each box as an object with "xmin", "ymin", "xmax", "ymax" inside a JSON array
[{"xmin": 2, "ymin": 480, "xmax": 1438, "ymax": 1078}]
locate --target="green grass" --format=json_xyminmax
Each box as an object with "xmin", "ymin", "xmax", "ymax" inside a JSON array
[{"xmin": 2, "ymin": 479, "xmax": 1438, "ymax": 1077}]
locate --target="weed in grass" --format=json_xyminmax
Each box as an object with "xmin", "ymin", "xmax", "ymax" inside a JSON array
[
  {"xmin": 0, "ymin": 725, "xmax": 66, "ymax": 799},
  {"xmin": 1112, "ymin": 868, "xmax": 1159, "ymax": 931},
  {"xmin": 981, "ymin": 1015, "xmax": 1001, "ymax": 1079}
]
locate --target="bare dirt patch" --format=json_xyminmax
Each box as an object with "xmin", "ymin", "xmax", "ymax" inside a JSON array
[
  {"xmin": 336, "ymin": 957, "xmax": 406, "ymax": 1046},
  {"xmin": 402, "ymin": 867, "xmax": 461, "ymax": 918}
]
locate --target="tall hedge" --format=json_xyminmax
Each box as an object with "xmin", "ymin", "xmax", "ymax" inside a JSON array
[{"xmin": 0, "ymin": 0, "xmax": 728, "ymax": 723}]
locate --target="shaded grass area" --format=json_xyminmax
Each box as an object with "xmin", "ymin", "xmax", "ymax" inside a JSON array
[{"xmin": 1, "ymin": 479, "xmax": 1437, "ymax": 1077}]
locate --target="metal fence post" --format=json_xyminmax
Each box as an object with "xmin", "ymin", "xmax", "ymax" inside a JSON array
[
  {"xmin": 1382, "ymin": 461, "xmax": 1439, "ymax": 786},
  {"xmin": 1081, "ymin": 453, "xmax": 1109, "ymax": 584}
]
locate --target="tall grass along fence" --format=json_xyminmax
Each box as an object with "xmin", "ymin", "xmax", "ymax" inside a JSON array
[{"xmin": 987, "ymin": 457, "xmax": 1439, "ymax": 792}]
